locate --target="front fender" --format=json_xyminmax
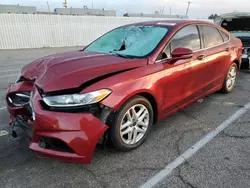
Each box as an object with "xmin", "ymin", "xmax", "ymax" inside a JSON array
[
  {"xmin": 81, "ymin": 64, "xmax": 166, "ymax": 120},
  {"xmin": 101, "ymin": 88, "xmax": 158, "ymax": 111}
]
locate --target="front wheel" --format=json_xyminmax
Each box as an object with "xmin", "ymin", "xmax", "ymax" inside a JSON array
[
  {"xmin": 109, "ymin": 96, "xmax": 154, "ymax": 151},
  {"xmin": 221, "ymin": 63, "xmax": 237, "ymax": 93}
]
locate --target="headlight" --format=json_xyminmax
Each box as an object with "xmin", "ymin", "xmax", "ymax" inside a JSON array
[{"xmin": 43, "ymin": 89, "xmax": 112, "ymax": 107}]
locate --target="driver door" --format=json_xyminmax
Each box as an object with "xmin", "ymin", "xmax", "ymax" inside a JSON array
[{"xmin": 158, "ymin": 25, "xmax": 210, "ymax": 115}]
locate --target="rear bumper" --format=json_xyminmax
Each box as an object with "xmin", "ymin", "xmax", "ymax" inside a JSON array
[{"xmin": 6, "ymin": 82, "xmax": 109, "ymax": 164}]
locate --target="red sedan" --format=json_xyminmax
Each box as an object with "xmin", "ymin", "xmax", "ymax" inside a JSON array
[{"xmin": 6, "ymin": 20, "xmax": 242, "ymax": 164}]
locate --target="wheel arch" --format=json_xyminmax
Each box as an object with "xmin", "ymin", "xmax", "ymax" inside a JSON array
[
  {"xmin": 233, "ymin": 59, "xmax": 240, "ymax": 69},
  {"xmin": 135, "ymin": 92, "xmax": 158, "ymax": 124},
  {"xmin": 112, "ymin": 90, "xmax": 159, "ymax": 123}
]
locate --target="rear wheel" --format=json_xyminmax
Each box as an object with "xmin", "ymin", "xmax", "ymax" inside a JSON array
[
  {"xmin": 221, "ymin": 63, "xmax": 237, "ymax": 93},
  {"xmin": 109, "ymin": 96, "xmax": 153, "ymax": 151}
]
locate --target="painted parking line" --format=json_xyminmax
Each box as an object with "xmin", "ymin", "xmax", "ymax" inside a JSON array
[
  {"xmin": 139, "ymin": 101, "xmax": 250, "ymax": 188},
  {"xmin": 0, "ymin": 74, "xmax": 19, "ymax": 79},
  {"xmin": 0, "ymin": 107, "xmax": 7, "ymax": 110},
  {"xmin": 0, "ymin": 130, "xmax": 9, "ymax": 137}
]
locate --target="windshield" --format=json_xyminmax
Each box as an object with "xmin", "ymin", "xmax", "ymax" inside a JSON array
[{"xmin": 84, "ymin": 26, "xmax": 169, "ymax": 58}]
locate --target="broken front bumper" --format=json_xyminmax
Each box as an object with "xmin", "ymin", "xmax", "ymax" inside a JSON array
[{"xmin": 6, "ymin": 82, "xmax": 109, "ymax": 164}]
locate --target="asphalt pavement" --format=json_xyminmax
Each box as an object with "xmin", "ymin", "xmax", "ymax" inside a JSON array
[{"xmin": 0, "ymin": 47, "xmax": 249, "ymax": 188}]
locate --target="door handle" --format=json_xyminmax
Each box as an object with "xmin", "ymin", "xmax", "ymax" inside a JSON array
[{"xmin": 197, "ymin": 55, "xmax": 205, "ymax": 60}]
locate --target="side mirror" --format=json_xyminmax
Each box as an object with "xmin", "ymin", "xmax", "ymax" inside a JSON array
[{"xmin": 171, "ymin": 47, "xmax": 193, "ymax": 60}]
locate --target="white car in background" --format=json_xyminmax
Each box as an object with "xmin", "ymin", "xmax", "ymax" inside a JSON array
[{"xmin": 215, "ymin": 12, "xmax": 250, "ymax": 70}]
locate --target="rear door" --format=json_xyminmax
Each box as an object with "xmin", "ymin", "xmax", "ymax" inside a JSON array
[{"xmin": 199, "ymin": 25, "xmax": 231, "ymax": 87}]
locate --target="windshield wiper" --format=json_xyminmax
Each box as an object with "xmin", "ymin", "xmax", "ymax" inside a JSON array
[{"xmin": 109, "ymin": 51, "xmax": 134, "ymax": 59}]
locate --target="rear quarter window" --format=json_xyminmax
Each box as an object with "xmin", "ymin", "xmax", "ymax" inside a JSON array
[{"xmin": 202, "ymin": 26, "xmax": 224, "ymax": 48}]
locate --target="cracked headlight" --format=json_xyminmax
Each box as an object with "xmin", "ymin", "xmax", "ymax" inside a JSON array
[{"xmin": 43, "ymin": 89, "xmax": 112, "ymax": 107}]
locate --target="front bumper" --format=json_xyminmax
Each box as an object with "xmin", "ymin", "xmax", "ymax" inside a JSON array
[{"xmin": 6, "ymin": 82, "xmax": 109, "ymax": 164}]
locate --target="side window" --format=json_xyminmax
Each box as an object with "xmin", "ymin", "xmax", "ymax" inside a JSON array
[
  {"xmin": 220, "ymin": 30, "xmax": 230, "ymax": 42},
  {"xmin": 171, "ymin": 25, "xmax": 201, "ymax": 51},
  {"xmin": 202, "ymin": 26, "xmax": 224, "ymax": 48},
  {"xmin": 160, "ymin": 25, "xmax": 201, "ymax": 59}
]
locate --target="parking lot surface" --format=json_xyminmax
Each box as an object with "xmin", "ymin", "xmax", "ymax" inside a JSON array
[{"xmin": 0, "ymin": 47, "xmax": 250, "ymax": 188}]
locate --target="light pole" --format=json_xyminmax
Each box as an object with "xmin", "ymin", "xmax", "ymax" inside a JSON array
[
  {"xmin": 47, "ymin": 1, "xmax": 51, "ymax": 13},
  {"xmin": 63, "ymin": 0, "xmax": 68, "ymax": 8},
  {"xmin": 186, "ymin": 1, "xmax": 191, "ymax": 16}
]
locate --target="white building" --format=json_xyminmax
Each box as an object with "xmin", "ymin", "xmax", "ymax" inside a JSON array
[
  {"xmin": 55, "ymin": 8, "xmax": 116, "ymax": 16},
  {"xmin": 0, "ymin": 4, "xmax": 36, "ymax": 14}
]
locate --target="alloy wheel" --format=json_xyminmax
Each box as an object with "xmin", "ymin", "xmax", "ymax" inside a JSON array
[
  {"xmin": 226, "ymin": 66, "xmax": 237, "ymax": 90},
  {"xmin": 120, "ymin": 104, "xmax": 149, "ymax": 145}
]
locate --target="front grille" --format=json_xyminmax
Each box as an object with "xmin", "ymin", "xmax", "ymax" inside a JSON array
[
  {"xmin": 243, "ymin": 41, "xmax": 250, "ymax": 47},
  {"xmin": 240, "ymin": 38, "xmax": 250, "ymax": 48},
  {"xmin": 8, "ymin": 92, "xmax": 31, "ymax": 107}
]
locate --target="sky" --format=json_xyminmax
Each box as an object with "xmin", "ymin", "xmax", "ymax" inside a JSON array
[{"xmin": 0, "ymin": 0, "xmax": 250, "ymax": 18}]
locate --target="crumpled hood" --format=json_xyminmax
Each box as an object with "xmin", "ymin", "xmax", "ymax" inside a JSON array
[{"xmin": 21, "ymin": 51, "xmax": 147, "ymax": 92}]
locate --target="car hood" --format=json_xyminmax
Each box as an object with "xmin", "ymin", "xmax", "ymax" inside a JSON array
[
  {"xmin": 217, "ymin": 12, "xmax": 250, "ymax": 19},
  {"xmin": 21, "ymin": 51, "xmax": 147, "ymax": 93},
  {"xmin": 216, "ymin": 12, "xmax": 250, "ymax": 32}
]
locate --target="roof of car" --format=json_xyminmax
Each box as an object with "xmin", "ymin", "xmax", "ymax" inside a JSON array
[{"xmin": 126, "ymin": 19, "xmax": 215, "ymax": 27}]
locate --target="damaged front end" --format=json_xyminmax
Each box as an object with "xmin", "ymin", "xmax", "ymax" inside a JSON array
[
  {"xmin": 7, "ymin": 81, "xmax": 34, "ymax": 138},
  {"xmin": 6, "ymin": 80, "xmax": 114, "ymax": 164}
]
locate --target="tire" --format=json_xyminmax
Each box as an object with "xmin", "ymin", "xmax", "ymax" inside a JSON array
[
  {"xmin": 221, "ymin": 63, "xmax": 237, "ymax": 93},
  {"xmin": 109, "ymin": 95, "xmax": 154, "ymax": 151}
]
